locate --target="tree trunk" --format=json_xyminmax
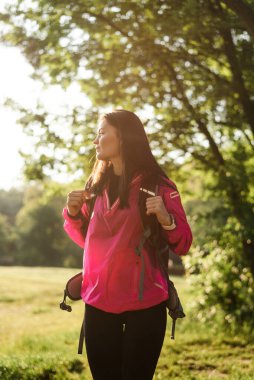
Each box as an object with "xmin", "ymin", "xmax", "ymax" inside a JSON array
[
  {"xmin": 210, "ymin": 0, "xmax": 254, "ymax": 137},
  {"xmin": 221, "ymin": 0, "xmax": 254, "ymax": 40}
]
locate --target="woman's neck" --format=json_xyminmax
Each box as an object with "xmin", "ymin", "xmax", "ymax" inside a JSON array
[{"xmin": 110, "ymin": 157, "xmax": 123, "ymax": 176}]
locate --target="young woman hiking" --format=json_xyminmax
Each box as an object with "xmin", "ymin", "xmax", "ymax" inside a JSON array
[{"xmin": 63, "ymin": 109, "xmax": 192, "ymax": 380}]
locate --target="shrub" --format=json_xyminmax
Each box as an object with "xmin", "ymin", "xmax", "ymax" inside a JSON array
[{"xmin": 184, "ymin": 221, "xmax": 254, "ymax": 336}]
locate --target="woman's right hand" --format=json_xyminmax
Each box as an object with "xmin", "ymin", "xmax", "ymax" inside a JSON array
[{"xmin": 66, "ymin": 190, "xmax": 92, "ymax": 217}]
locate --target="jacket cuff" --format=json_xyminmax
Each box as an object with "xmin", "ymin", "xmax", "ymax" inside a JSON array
[
  {"xmin": 62, "ymin": 207, "xmax": 86, "ymax": 224},
  {"xmin": 67, "ymin": 210, "xmax": 83, "ymax": 220}
]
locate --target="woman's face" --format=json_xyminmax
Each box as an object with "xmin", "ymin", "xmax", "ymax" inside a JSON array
[{"xmin": 93, "ymin": 118, "xmax": 122, "ymax": 161}]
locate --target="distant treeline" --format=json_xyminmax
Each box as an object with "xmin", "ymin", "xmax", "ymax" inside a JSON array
[{"xmin": 0, "ymin": 185, "xmax": 83, "ymax": 268}]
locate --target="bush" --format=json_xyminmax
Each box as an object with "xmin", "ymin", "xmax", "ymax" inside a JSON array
[{"xmin": 184, "ymin": 222, "xmax": 254, "ymax": 335}]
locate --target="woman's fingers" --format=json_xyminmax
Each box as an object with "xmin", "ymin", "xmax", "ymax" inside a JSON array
[
  {"xmin": 146, "ymin": 196, "xmax": 161, "ymax": 208},
  {"xmin": 146, "ymin": 196, "xmax": 165, "ymax": 215},
  {"xmin": 68, "ymin": 199, "xmax": 83, "ymax": 207},
  {"xmin": 68, "ymin": 190, "xmax": 93, "ymax": 200},
  {"xmin": 66, "ymin": 189, "xmax": 94, "ymax": 216},
  {"xmin": 67, "ymin": 191, "xmax": 84, "ymax": 216}
]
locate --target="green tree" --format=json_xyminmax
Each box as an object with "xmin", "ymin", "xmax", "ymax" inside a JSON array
[
  {"xmin": 0, "ymin": 189, "xmax": 23, "ymax": 224},
  {"xmin": 221, "ymin": 0, "xmax": 254, "ymax": 39},
  {"xmin": 0, "ymin": 189, "xmax": 23, "ymax": 265},
  {"xmin": 0, "ymin": 213, "xmax": 16, "ymax": 265},
  {"xmin": 16, "ymin": 202, "xmax": 62, "ymax": 266},
  {"xmin": 2, "ymin": 0, "xmax": 253, "ymax": 267},
  {"xmin": 0, "ymin": 185, "xmax": 83, "ymax": 267},
  {"xmin": 15, "ymin": 183, "xmax": 83, "ymax": 267}
]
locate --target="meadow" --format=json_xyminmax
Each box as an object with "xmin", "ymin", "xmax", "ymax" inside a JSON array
[{"xmin": 0, "ymin": 266, "xmax": 253, "ymax": 380}]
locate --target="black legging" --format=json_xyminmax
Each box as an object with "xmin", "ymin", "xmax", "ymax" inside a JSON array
[{"xmin": 83, "ymin": 301, "xmax": 167, "ymax": 380}]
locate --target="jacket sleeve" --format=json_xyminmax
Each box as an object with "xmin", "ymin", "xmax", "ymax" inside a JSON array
[
  {"xmin": 62, "ymin": 202, "xmax": 90, "ymax": 249},
  {"xmin": 158, "ymin": 179, "xmax": 193, "ymax": 256}
]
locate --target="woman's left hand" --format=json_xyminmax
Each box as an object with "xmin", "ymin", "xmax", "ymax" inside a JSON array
[{"xmin": 146, "ymin": 196, "xmax": 172, "ymax": 226}]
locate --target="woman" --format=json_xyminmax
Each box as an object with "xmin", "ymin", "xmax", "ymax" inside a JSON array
[{"xmin": 63, "ymin": 109, "xmax": 192, "ymax": 380}]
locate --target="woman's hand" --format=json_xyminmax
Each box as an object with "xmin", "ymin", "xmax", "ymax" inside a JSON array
[
  {"xmin": 66, "ymin": 190, "xmax": 92, "ymax": 217},
  {"xmin": 146, "ymin": 195, "xmax": 172, "ymax": 226}
]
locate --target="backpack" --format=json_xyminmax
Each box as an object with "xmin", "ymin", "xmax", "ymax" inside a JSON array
[
  {"xmin": 60, "ymin": 177, "xmax": 185, "ymax": 354},
  {"xmin": 136, "ymin": 177, "xmax": 185, "ymax": 339}
]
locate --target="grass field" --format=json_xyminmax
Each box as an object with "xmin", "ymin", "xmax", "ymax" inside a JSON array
[{"xmin": 0, "ymin": 266, "xmax": 254, "ymax": 379}]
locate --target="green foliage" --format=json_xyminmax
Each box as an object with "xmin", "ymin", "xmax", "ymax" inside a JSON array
[
  {"xmin": 185, "ymin": 222, "xmax": 254, "ymax": 334},
  {"xmin": 16, "ymin": 202, "xmax": 64, "ymax": 266},
  {"xmin": 0, "ymin": 213, "xmax": 16, "ymax": 265},
  {"xmin": 0, "ymin": 184, "xmax": 83, "ymax": 268},
  {"xmin": 0, "ymin": 354, "xmax": 86, "ymax": 380},
  {"xmin": 0, "ymin": 189, "xmax": 23, "ymax": 223},
  {"xmin": 1, "ymin": 0, "xmax": 254, "ymax": 181}
]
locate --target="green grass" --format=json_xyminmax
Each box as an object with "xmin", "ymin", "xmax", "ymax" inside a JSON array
[{"xmin": 0, "ymin": 266, "xmax": 253, "ymax": 379}]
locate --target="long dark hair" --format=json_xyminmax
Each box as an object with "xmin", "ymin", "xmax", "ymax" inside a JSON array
[{"xmin": 84, "ymin": 109, "xmax": 169, "ymax": 208}]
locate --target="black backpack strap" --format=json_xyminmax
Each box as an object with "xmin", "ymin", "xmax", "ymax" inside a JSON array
[
  {"xmin": 77, "ymin": 194, "xmax": 97, "ymax": 354},
  {"xmin": 135, "ymin": 227, "xmax": 152, "ymax": 300},
  {"xmin": 137, "ymin": 179, "xmax": 185, "ymax": 339},
  {"xmin": 59, "ymin": 289, "xmax": 72, "ymax": 312},
  {"xmin": 78, "ymin": 320, "xmax": 85, "ymax": 354}
]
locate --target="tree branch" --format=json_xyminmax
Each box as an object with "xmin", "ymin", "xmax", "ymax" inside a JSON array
[
  {"xmin": 211, "ymin": 1, "xmax": 254, "ymax": 138},
  {"xmin": 165, "ymin": 62, "xmax": 225, "ymax": 166},
  {"xmin": 221, "ymin": 0, "xmax": 254, "ymax": 40}
]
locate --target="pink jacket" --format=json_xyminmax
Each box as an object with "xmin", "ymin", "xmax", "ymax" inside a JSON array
[{"xmin": 62, "ymin": 174, "xmax": 192, "ymax": 313}]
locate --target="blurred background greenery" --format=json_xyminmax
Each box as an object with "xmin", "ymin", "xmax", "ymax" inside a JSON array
[{"xmin": 0, "ymin": 0, "xmax": 254, "ymax": 378}]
